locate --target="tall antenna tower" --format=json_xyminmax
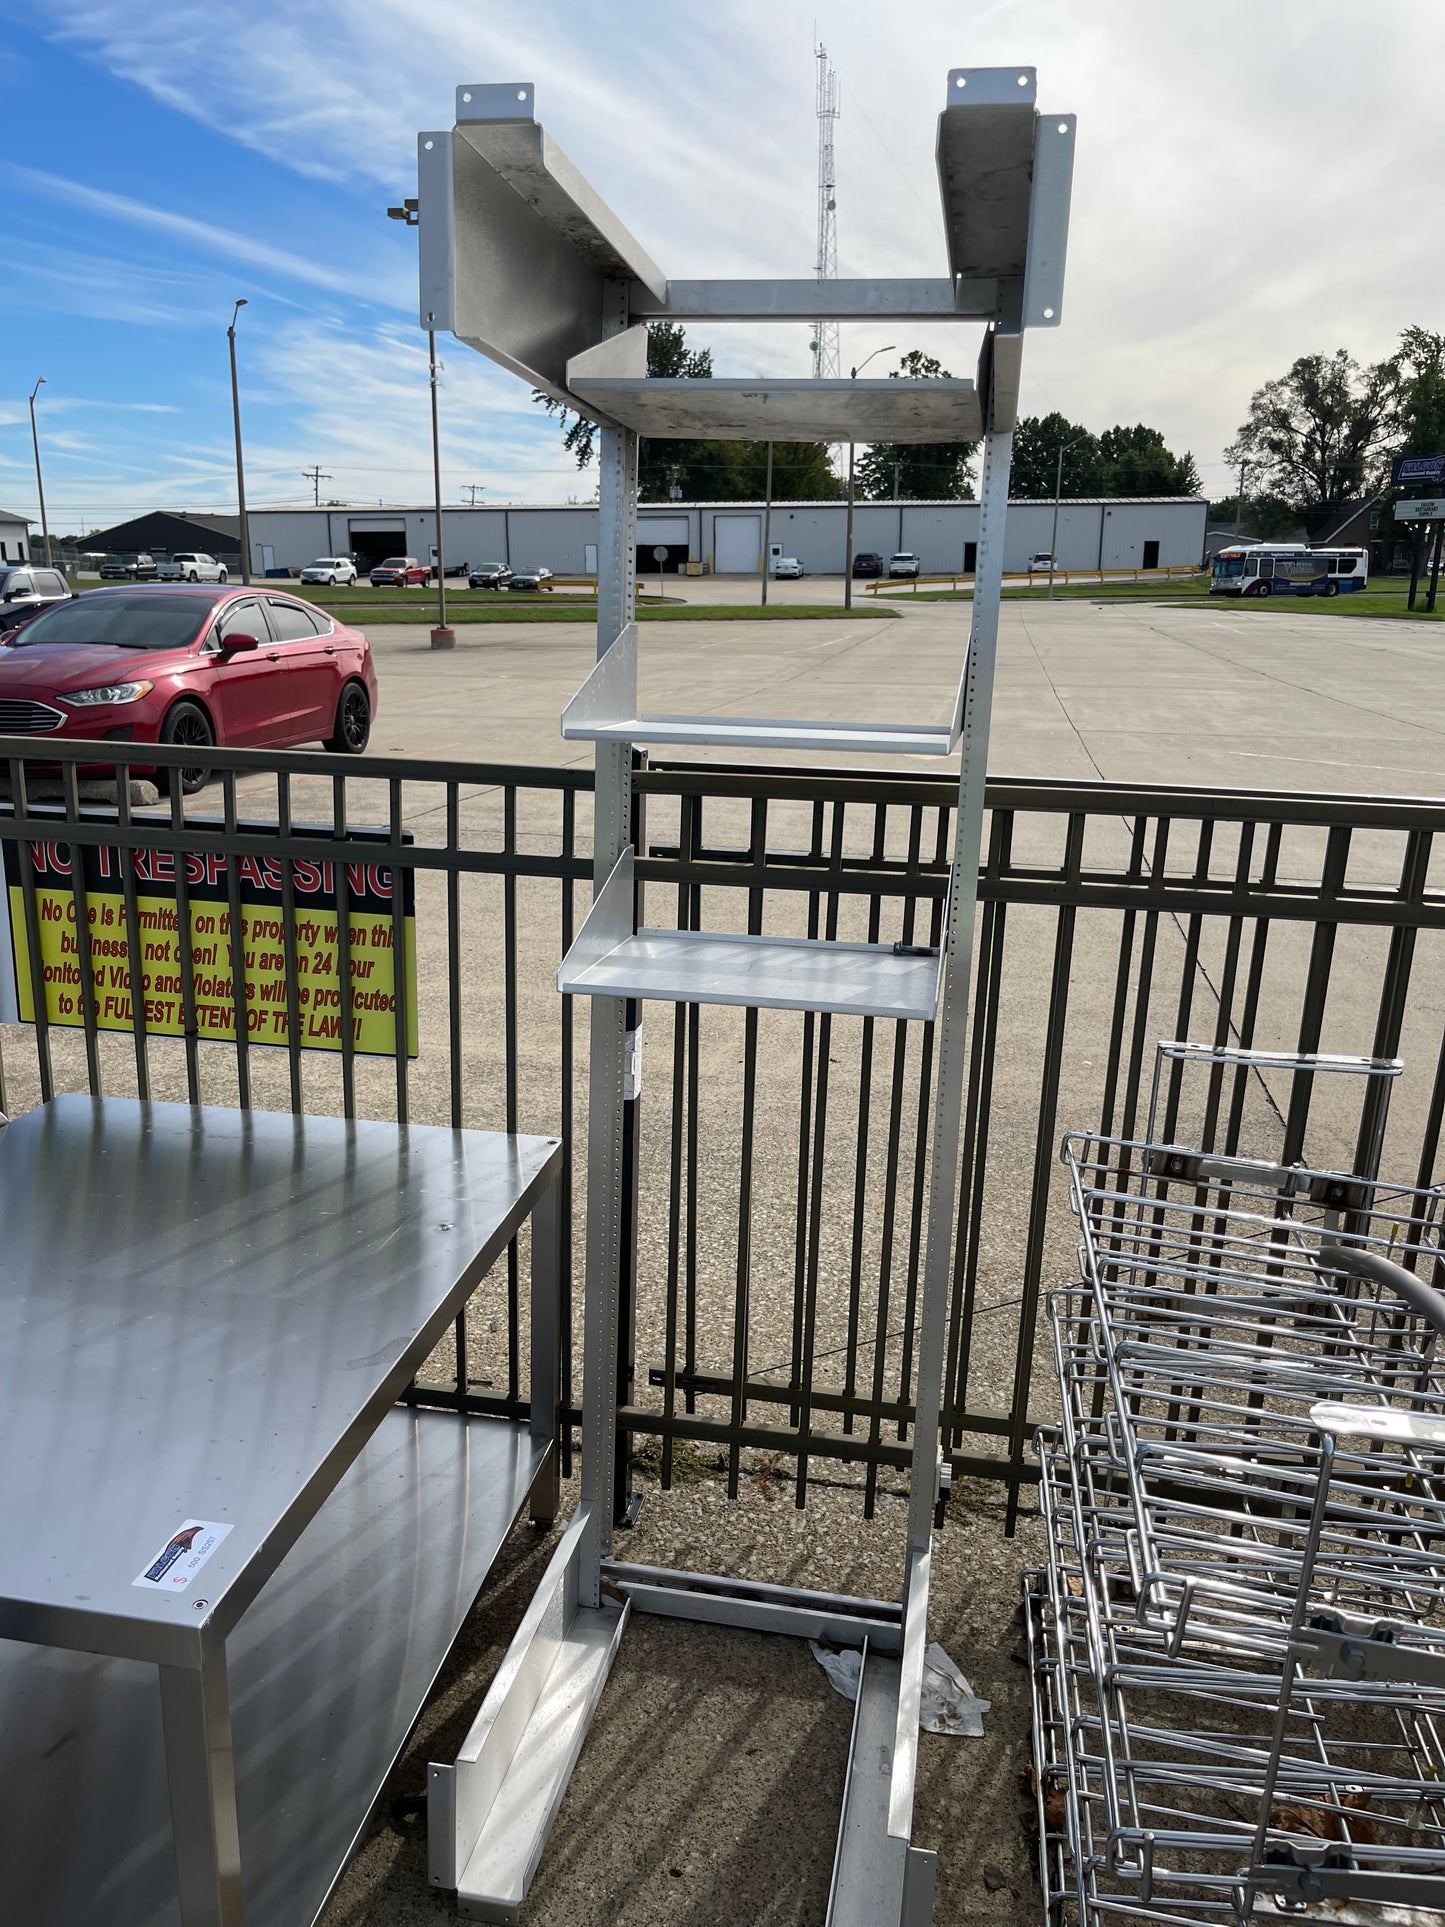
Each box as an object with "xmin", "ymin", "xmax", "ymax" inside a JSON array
[{"xmin": 811, "ymin": 43, "xmax": 840, "ymax": 381}]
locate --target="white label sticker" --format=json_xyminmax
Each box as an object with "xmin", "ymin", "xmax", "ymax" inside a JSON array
[{"xmin": 132, "ymin": 1520, "xmax": 233, "ymax": 1592}]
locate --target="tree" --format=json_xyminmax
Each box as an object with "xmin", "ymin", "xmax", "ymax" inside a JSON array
[
  {"xmin": 534, "ymin": 322, "xmax": 840, "ymax": 501},
  {"xmin": 854, "ymin": 350, "xmax": 976, "ymax": 501},
  {"xmin": 1223, "ymin": 349, "xmax": 1394, "ymax": 516},
  {"xmin": 1389, "ymin": 326, "xmax": 1445, "ymax": 457},
  {"xmin": 1097, "ymin": 424, "xmax": 1200, "ymax": 496},
  {"xmin": 1008, "ymin": 413, "xmax": 1105, "ymax": 498}
]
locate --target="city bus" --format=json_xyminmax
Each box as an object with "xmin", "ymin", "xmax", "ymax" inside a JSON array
[{"xmin": 1210, "ymin": 545, "xmax": 1369, "ymax": 597}]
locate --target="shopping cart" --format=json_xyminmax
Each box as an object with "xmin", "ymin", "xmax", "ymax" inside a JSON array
[{"xmin": 1024, "ymin": 1043, "xmax": 1445, "ymax": 1925}]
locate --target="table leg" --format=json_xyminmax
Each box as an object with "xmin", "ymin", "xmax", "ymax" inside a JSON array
[
  {"xmin": 529, "ymin": 1166, "xmax": 562, "ymax": 1528},
  {"xmin": 159, "ymin": 1649, "xmax": 245, "ymax": 1926}
]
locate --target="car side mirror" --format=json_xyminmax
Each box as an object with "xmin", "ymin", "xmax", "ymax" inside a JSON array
[{"xmin": 222, "ymin": 632, "xmax": 260, "ymax": 653}]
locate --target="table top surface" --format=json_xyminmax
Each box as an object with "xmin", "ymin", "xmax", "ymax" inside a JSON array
[{"xmin": 0, "ymin": 1096, "xmax": 558, "ymax": 1659}]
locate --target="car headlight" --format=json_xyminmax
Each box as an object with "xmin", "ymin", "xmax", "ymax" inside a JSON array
[{"xmin": 57, "ymin": 681, "xmax": 155, "ymax": 707}]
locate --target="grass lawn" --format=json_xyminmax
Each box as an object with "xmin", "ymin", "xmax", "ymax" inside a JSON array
[
  {"xmin": 285, "ymin": 592, "xmax": 896, "ymax": 625},
  {"xmin": 873, "ymin": 576, "xmax": 1445, "ymax": 620}
]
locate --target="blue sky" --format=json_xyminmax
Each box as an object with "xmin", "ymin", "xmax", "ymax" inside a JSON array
[{"xmin": 2, "ymin": 0, "xmax": 1442, "ymax": 534}]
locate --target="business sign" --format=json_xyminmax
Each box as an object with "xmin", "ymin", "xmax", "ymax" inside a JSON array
[
  {"xmin": 0, "ymin": 814, "xmax": 417, "ymax": 1057},
  {"xmin": 1391, "ymin": 453, "xmax": 1445, "ymax": 488},
  {"xmin": 1394, "ymin": 497, "xmax": 1445, "ymax": 522}
]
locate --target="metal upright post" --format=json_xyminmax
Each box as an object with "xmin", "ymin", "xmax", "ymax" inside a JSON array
[
  {"xmin": 428, "ymin": 324, "xmax": 455, "ymax": 649},
  {"xmin": 904, "ymin": 417, "xmax": 1014, "ymax": 1580},
  {"xmin": 1429, "ymin": 521, "xmax": 1444, "ymax": 615},
  {"xmin": 580, "ymin": 292, "xmax": 639, "ymax": 1605}
]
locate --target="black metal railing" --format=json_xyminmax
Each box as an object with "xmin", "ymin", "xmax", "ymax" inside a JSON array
[{"xmin": 3, "ymin": 739, "xmax": 1444, "ymax": 1525}]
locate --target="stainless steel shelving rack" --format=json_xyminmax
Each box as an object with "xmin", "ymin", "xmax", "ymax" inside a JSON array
[{"xmin": 415, "ymin": 66, "xmax": 1076, "ymax": 1925}]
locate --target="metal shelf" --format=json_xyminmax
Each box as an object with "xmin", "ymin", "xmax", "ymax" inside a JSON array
[
  {"xmin": 0, "ymin": 1409, "xmax": 547, "ymax": 1927},
  {"xmin": 561, "ymin": 623, "xmax": 965, "ymax": 757},
  {"xmin": 558, "ymin": 853, "xmax": 942, "ymax": 1022},
  {"xmin": 563, "ymin": 376, "xmax": 982, "ymax": 444}
]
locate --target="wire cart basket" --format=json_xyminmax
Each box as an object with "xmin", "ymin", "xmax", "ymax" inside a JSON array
[{"xmin": 1024, "ymin": 1042, "xmax": 1445, "ymax": 1925}]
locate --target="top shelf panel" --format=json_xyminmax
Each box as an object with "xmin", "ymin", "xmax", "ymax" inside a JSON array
[{"xmin": 564, "ymin": 377, "xmax": 983, "ymax": 444}]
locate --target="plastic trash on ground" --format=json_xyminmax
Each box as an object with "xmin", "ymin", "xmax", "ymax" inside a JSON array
[{"xmin": 810, "ymin": 1639, "xmax": 990, "ymax": 1736}]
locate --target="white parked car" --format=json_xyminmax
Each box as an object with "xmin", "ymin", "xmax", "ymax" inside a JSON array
[
  {"xmin": 887, "ymin": 552, "xmax": 921, "ymax": 578},
  {"xmin": 1027, "ymin": 551, "xmax": 1055, "ymax": 572},
  {"xmin": 299, "ymin": 557, "xmax": 358, "ymax": 585},
  {"xmin": 155, "ymin": 551, "xmax": 227, "ymax": 583},
  {"xmin": 772, "ymin": 556, "xmax": 804, "ymax": 579}
]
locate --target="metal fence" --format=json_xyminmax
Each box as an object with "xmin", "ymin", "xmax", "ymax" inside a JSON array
[{"xmin": 4, "ymin": 737, "xmax": 1445, "ymax": 1526}]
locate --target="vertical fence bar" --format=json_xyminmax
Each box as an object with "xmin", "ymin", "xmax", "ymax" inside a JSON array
[
  {"xmin": 447, "ymin": 782, "xmax": 463, "ymax": 1131},
  {"xmin": 388, "ymin": 776, "xmax": 409, "ymax": 1124},
  {"xmin": 503, "ymin": 785, "xmax": 519, "ymax": 1406},
  {"xmin": 329, "ymin": 774, "xmax": 355, "ymax": 1119},
  {"xmin": 842, "ymin": 802, "xmax": 888, "ymax": 1435},
  {"xmin": 10, "ymin": 760, "xmax": 53, "ymax": 1103},
  {"xmin": 559, "ymin": 786, "xmax": 577, "ymax": 1479},
  {"xmin": 275, "ymin": 772, "xmax": 304, "ymax": 1114},
  {"xmin": 113, "ymin": 770, "xmax": 150, "ymax": 1101},
  {"xmin": 220, "ymin": 770, "xmax": 251, "ymax": 1110},
  {"xmin": 788, "ymin": 797, "xmax": 826, "ymax": 1422},
  {"xmin": 1003, "ymin": 810, "xmax": 1085, "ymax": 1532},
  {"xmin": 727, "ymin": 795, "xmax": 767, "ymax": 1500},
  {"xmin": 1280, "ymin": 825, "xmax": 1351, "ymax": 1164},
  {"xmin": 59, "ymin": 763, "xmax": 102, "ymax": 1096},
  {"xmin": 168, "ymin": 775, "xmax": 201, "ymax": 1106}
]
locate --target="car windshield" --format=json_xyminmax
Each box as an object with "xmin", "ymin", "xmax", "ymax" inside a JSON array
[
  {"xmin": 379, "ymin": 557, "xmax": 408, "ymax": 568},
  {"xmin": 1214, "ymin": 557, "xmax": 1246, "ymax": 577},
  {"xmin": 476, "ymin": 563, "xmax": 504, "ymax": 572},
  {"xmin": 7, "ymin": 592, "xmax": 212, "ymax": 648}
]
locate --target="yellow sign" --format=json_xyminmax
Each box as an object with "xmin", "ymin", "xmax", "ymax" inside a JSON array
[{"xmin": 4, "ymin": 836, "xmax": 418, "ymax": 1058}]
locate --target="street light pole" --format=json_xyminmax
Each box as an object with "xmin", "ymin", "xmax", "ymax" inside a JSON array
[
  {"xmin": 1233, "ymin": 457, "xmax": 1249, "ymax": 538},
  {"xmin": 27, "ymin": 379, "xmax": 52, "ymax": 569},
  {"xmin": 1047, "ymin": 432, "xmax": 1088, "ymax": 600},
  {"xmin": 227, "ymin": 300, "xmax": 251, "ymax": 585},
  {"xmin": 760, "ymin": 439, "xmax": 773, "ymax": 606},
  {"xmin": 843, "ymin": 343, "xmax": 895, "ymax": 610},
  {"xmin": 428, "ymin": 326, "xmax": 454, "ymax": 649}
]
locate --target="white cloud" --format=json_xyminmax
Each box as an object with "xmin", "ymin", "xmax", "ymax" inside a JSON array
[
  {"xmin": 25, "ymin": 0, "xmax": 1445, "ymax": 504},
  {"xmin": 7, "ymin": 164, "xmax": 407, "ymax": 305}
]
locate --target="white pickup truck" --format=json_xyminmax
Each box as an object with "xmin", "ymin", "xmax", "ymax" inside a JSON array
[{"xmin": 156, "ymin": 551, "xmax": 228, "ymax": 583}]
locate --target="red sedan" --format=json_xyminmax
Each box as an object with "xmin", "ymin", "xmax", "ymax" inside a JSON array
[{"xmin": 0, "ymin": 585, "xmax": 377, "ymax": 793}]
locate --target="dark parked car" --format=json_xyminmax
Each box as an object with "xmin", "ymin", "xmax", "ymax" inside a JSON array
[
  {"xmin": 851, "ymin": 551, "xmax": 883, "ymax": 579},
  {"xmin": 99, "ymin": 552, "xmax": 158, "ymax": 580},
  {"xmin": 0, "ymin": 586, "xmax": 378, "ymax": 793},
  {"xmin": 468, "ymin": 561, "xmax": 514, "ymax": 590},
  {"xmin": 507, "ymin": 567, "xmax": 554, "ymax": 593},
  {"xmin": 368, "ymin": 556, "xmax": 431, "ymax": 588},
  {"xmin": 0, "ymin": 564, "xmax": 75, "ymax": 633}
]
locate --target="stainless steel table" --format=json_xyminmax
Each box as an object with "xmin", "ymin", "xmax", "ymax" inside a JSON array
[{"xmin": 0, "ymin": 1095, "xmax": 563, "ymax": 1927}]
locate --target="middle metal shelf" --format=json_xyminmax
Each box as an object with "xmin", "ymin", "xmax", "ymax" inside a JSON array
[
  {"xmin": 561, "ymin": 622, "xmax": 967, "ymax": 758},
  {"xmin": 557, "ymin": 850, "xmax": 944, "ymax": 1021}
]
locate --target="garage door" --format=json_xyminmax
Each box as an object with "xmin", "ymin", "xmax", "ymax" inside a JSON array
[{"xmin": 713, "ymin": 514, "xmax": 761, "ymax": 574}]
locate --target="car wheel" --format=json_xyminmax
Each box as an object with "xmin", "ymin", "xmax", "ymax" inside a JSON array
[
  {"xmin": 186, "ymin": 570, "xmax": 198, "ymax": 583},
  {"xmin": 326, "ymin": 681, "xmax": 372, "ymax": 755},
  {"xmin": 159, "ymin": 701, "xmax": 215, "ymax": 796},
  {"xmin": 1324, "ymin": 580, "xmax": 1339, "ymax": 597},
  {"xmin": 1258, "ymin": 581, "xmax": 1272, "ymax": 597},
  {"xmin": 218, "ymin": 569, "xmax": 227, "ymax": 583}
]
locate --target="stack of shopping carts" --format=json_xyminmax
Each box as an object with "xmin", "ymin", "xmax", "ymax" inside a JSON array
[{"xmin": 1025, "ymin": 1045, "xmax": 1445, "ymax": 1925}]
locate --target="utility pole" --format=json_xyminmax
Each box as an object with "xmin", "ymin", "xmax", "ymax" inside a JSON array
[
  {"xmin": 1048, "ymin": 432, "xmax": 1088, "ymax": 599},
  {"xmin": 302, "ymin": 464, "xmax": 333, "ymax": 507},
  {"xmin": 760, "ymin": 440, "xmax": 773, "ymax": 606},
  {"xmin": 1233, "ymin": 457, "xmax": 1248, "ymax": 538},
  {"xmin": 27, "ymin": 379, "xmax": 52, "ymax": 568},
  {"xmin": 428, "ymin": 325, "xmax": 454, "ymax": 649},
  {"xmin": 227, "ymin": 300, "xmax": 251, "ymax": 584},
  {"xmin": 463, "ymin": 484, "xmax": 485, "ymax": 506}
]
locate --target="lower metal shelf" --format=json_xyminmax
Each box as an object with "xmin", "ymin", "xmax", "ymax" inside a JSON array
[
  {"xmin": 558, "ymin": 850, "xmax": 944, "ymax": 1021},
  {"xmin": 0, "ymin": 1409, "xmax": 548, "ymax": 1927}
]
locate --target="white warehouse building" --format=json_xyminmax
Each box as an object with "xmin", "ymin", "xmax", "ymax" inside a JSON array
[{"xmin": 244, "ymin": 496, "xmax": 1207, "ymax": 580}]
